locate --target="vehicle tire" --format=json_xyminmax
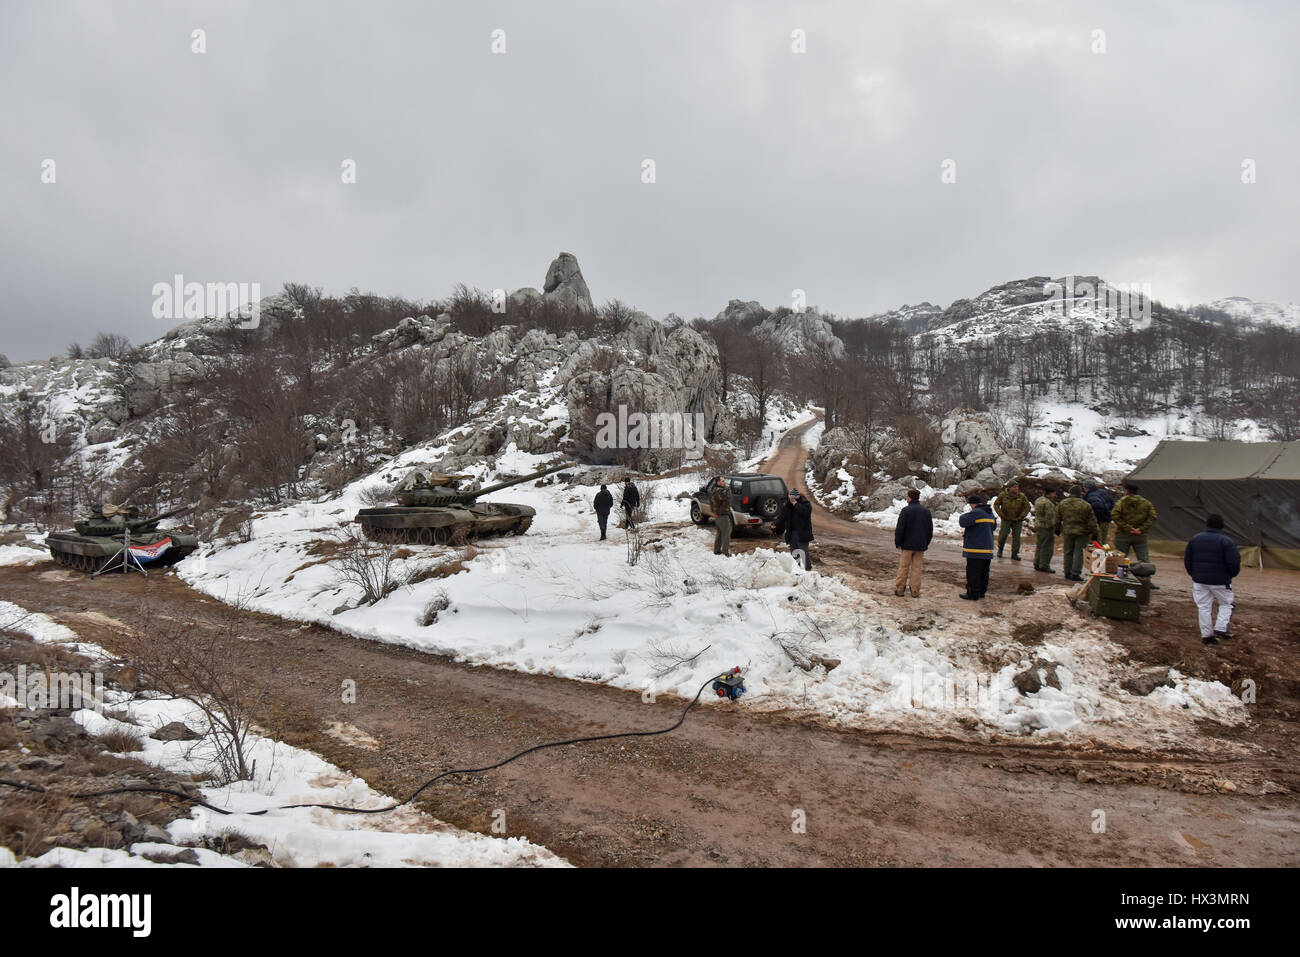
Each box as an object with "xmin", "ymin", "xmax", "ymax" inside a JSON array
[
  {"xmin": 690, "ymin": 500, "xmax": 709, "ymax": 525},
  {"xmin": 756, "ymin": 496, "xmax": 781, "ymax": 521}
]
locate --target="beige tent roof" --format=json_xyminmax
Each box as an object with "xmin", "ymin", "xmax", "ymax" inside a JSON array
[{"xmin": 1127, "ymin": 440, "xmax": 1296, "ymax": 482}]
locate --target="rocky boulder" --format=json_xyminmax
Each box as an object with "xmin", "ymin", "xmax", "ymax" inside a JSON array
[{"xmin": 542, "ymin": 252, "xmax": 594, "ymax": 313}]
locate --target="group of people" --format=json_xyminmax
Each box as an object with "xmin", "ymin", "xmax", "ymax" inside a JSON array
[
  {"xmin": 591, "ymin": 478, "xmax": 640, "ymax": 540},
  {"xmin": 944, "ymin": 480, "xmax": 1160, "ymax": 599},
  {"xmin": 590, "ymin": 472, "xmax": 1241, "ymax": 645},
  {"xmin": 708, "ymin": 477, "xmax": 814, "ymax": 568}
]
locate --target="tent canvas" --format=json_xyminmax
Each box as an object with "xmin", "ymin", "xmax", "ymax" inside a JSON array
[{"xmin": 1124, "ymin": 440, "xmax": 1300, "ymax": 570}]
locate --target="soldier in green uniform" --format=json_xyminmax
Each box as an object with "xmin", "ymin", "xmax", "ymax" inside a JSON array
[
  {"xmin": 1056, "ymin": 485, "xmax": 1100, "ymax": 581},
  {"xmin": 1112, "ymin": 482, "xmax": 1157, "ymax": 564},
  {"xmin": 1032, "ymin": 487, "xmax": 1061, "ymax": 573},
  {"xmin": 994, "ymin": 481, "xmax": 1031, "ymax": 560},
  {"xmin": 709, "ymin": 477, "xmax": 733, "ymax": 556}
]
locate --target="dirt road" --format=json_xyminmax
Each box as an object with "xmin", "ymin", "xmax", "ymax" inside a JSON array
[{"xmin": 2, "ymin": 556, "xmax": 1296, "ymax": 867}]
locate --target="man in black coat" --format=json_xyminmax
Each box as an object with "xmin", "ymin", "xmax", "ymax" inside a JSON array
[
  {"xmin": 1084, "ymin": 482, "xmax": 1116, "ymax": 548},
  {"xmin": 893, "ymin": 488, "xmax": 933, "ymax": 597},
  {"xmin": 593, "ymin": 484, "xmax": 613, "ymax": 540},
  {"xmin": 1183, "ymin": 514, "xmax": 1241, "ymax": 645},
  {"xmin": 772, "ymin": 488, "xmax": 814, "ymax": 570},
  {"xmin": 621, "ymin": 478, "xmax": 641, "ymax": 528}
]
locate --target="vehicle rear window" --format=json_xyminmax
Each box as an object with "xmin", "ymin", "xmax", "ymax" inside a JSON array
[{"xmin": 747, "ymin": 478, "xmax": 786, "ymax": 496}]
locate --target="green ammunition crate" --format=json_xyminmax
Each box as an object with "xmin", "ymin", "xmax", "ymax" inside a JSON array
[
  {"xmin": 1087, "ymin": 576, "xmax": 1141, "ymax": 620},
  {"xmin": 1090, "ymin": 597, "xmax": 1141, "ymax": 620}
]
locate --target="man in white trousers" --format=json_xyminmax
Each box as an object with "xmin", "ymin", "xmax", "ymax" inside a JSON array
[{"xmin": 1182, "ymin": 514, "xmax": 1241, "ymax": 645}]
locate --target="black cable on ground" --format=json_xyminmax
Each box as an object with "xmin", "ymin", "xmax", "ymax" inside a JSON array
[{"xmin": 0, "ymin": 668, "xmax": 725, "ymax": 818}]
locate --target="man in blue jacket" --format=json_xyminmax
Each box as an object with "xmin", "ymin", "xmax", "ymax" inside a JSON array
[
  {"xmin": 1183, "ymin": 514, "xmax": 1241, "ymax": 645},
  {"xmin": 1084, "ymin": 482, "xmax": 1115, "ymax": 548},
  {"xmin": 893, "ymin": 488, "xmax": 933, "ymax": 598},
  {"xmin": 958, "ymin": 494, "xmax": 997, "ymax": 600}
]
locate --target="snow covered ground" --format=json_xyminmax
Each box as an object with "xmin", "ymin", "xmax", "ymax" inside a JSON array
[
  {"xmin": 0, "ymin": 599, "xmax": 566, "ymax": 868},
  {"xmin": 172, "ymin": 438, "xmax": 1246, "ymax": 750}
]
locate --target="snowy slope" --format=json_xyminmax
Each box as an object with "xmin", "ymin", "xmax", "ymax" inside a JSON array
[{"xmin": 1207, "ymin": 296, "xmax": 1300, "ymax": 330}]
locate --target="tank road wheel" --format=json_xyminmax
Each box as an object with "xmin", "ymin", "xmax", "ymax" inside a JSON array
[
  {"xmin": 511, "ymin": 518, "xmax": 532, "ymax": 536},
  {"xmin": 413, "ymin": 527, "xmax": 433, "ymax": 546},
  {"xmin": 433, "ymin": 526, "xmax": 453, "ymax": 546}
]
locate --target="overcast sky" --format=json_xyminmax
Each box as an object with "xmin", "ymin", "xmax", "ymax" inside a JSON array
[{"xmin": 2, "ymin": 0, "xmax": 1296, "ymax": 361}]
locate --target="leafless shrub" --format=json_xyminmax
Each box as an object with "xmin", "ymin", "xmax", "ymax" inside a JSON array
[
  {"xmin": 97, "ymin": 728, "xmax": 144, "ymax": 753},
  {"xmin": 356, "ymin": 482, "xmax": 394, "ymax": 507},
  {"xmin": 327, "ymin": 527, "xmax": 408, "ymax": 605},
  {"xmin": 644, "ymin": 640, "xmax": 710, "ymax": 679},
  {"xmin": 86, "ymin": 331, "xmax": 133, "ymax": 359},
  {"xmin": 113, "ymin": 610, "xmax": 272, "ymax": 784},
  {"xmin": 625, "ymin": 524, "xmax": 644, "ymax": 567},
  {"xmin": 1051, "ymin": 426, "xmax": 1088, "ymax": 471}
]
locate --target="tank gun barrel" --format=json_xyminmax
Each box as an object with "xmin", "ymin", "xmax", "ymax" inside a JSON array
[
  {"xmin": 127, "ymin": 504, "xmax": 194, "ymax": 529},
  {"xmin": 457, "ymin": 462, "xmax": 576, "ymax": 500}
]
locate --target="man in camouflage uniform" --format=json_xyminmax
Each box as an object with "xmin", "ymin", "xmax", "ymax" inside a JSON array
[
  {"xmin": 1032, "ymin": 487, "xmax": 1061, "ymax": 573},
  {"xmin": 1112, "ymin": 482, "xmax": 1157, "ymax": 564},
  {"xmin": 1057, "ymin": 485, "xmax": 1100, "ymax": 581},
  {"xmin": 993, "ymin": 481, "xmax": 1031, "ymax": 560},
  {"xmin": 709, "ymin": 477, "xmax": 733, "ymax": 556}
]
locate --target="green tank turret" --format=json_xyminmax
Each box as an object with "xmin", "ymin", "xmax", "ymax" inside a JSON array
[
  {"xmin": 48, "ymin": 504, "xmax": 200, "ymax": 574},
  {"xmin": 356, "ymin": 462, "xmax": 575, "ymax": 545}
]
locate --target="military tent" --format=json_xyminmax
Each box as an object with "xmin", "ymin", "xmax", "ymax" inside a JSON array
[{"xmin": 1124, "ymin": 440, "xmax": 1300, "ymax": 570}]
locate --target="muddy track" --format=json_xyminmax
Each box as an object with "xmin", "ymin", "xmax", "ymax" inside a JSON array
[{"xmin": 2, "ymin": 557, "xmax": 1296, "ymax": 867}]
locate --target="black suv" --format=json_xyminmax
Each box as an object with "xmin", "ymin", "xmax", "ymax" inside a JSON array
[{"xmin": 689, "ymin": 473, "xmax": 789, "ymax": 532}]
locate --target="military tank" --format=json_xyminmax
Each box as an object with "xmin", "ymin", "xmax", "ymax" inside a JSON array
[
  {"xmin": 47, "ymin": 504, "xmax": 199, "ymax": 575},
  {"xmin": 356, "ymin": 462, "xmax": 575, "ymax": 545}
]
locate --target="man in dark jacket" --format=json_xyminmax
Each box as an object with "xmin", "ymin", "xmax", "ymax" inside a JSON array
[
  {"xmin": 772, "ymin": 488, "xmax": 814, "ymax": 570},
  {"xmin": 893, "ymin": 489, "xmax": 933, "ymax": 597},
  {"xmin": 1183, "ymin": 514, "xmax": 1241, "ymax": 645},
  {"xmin": 957, "ymin": 495, "xmax": 997, "ymax": 600},
  {"xmin": 593, "ymin": 484, "xmax": 613, "ymax": 540},
  {"xmin": 621, "ymin": 478, "xmax": 641, "ymax": 528},
  {"xmin": 1084, "ymin": 482, "xmax": 1115, "ymax": 548}
]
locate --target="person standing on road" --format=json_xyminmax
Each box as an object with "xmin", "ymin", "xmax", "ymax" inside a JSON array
[
  {"xmin": 1056, "ymin": 485, "xmax": 1100, "ymax": 581},
  {"xmin": 1084, "ymin": 482, "xmax": 1116, "ymax": 548},
  {"xmin": 1112, "ymin": 482, "xmax": 1157, "ymax": 564},
  {"xmin": 893, "ymin": 488, "xmax": 933, "ymax": 597},
  {"xmin": 709, "ymin": 477, "xmax": 733, "ymax": 556},
  {"xmin": 621, "ymin": 477, "xmax": 641, "ymax": 529},
  {"xmin": 593, "ymin": 484, "xmax": 613, "ymax": 540},
  {"xmin": 993, "ymin": 481, "xmax": 1031, "ymax": 561},
  {"xmin": 1184, "ymin": 514, "xmax": 1240, "ymax": 645},
  {"xmin": 1032, "ymin": 488, "xmax": 1061, "ymax": 574},
  {"xmin": 773, "ymin": 488, "xmax": 814, "ymax": 570},
  {"xmin": 958, "ymin": 495, "xmax": 997, "ymax": 600}
]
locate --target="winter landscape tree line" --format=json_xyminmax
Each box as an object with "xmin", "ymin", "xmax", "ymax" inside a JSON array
[{"xmin": 3, "ymin": 271, "xmax": 1298, "ymax": 532}]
